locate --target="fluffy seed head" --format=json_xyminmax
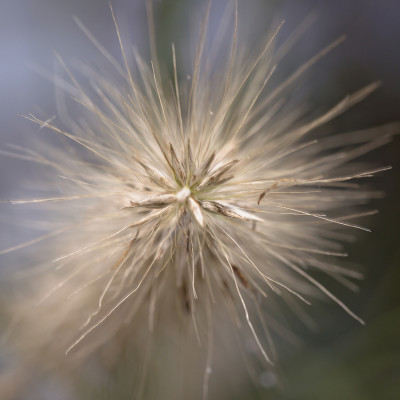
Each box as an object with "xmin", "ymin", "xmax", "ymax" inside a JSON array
[{"xmin": 0, "ymin": 2, "xmax": 396, "ymax": 399}]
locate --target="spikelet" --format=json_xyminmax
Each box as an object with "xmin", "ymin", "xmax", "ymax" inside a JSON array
[{"xmin": 0, "ymin": 2, "xmax": 396, "ymax": 399}]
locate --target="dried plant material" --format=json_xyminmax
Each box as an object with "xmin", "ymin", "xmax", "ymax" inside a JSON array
[{"xmin": 0, "ymin": 1, "xmax": 397, "ymax": 399}]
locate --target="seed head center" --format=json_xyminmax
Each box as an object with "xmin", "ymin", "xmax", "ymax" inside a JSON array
[{"xmin": 176, "ymin": 187, "xmax": 191, "ymax": 204}]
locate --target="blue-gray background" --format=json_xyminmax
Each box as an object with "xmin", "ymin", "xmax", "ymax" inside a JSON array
[{"xmin": 1, "ymin": 0, "xmax": 399, "ymax": 399}]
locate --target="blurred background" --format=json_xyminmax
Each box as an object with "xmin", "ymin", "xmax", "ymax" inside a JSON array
[{"xmin": 0, "ymin": 0, "xmax": 399, "ymax": 399}]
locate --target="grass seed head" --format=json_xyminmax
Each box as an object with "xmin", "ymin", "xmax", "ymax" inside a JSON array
[{"xmin": 0, "ymin": 1, "xmax": 397, "ymax": 399}]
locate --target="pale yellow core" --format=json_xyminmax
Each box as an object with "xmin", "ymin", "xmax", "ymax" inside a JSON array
[{"xmin": 176, "ymin": 187, "xmax": 191, "ymax": 203}]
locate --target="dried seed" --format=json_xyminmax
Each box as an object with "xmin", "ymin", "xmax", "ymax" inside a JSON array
[
  {"xmin": 129, "ymin": 194, "xmax": 177, "ymax": 208},
  {"xmin": 200, "ymin": 201, "xmax": 263, "ymax": 222},
  {"xmin": 188, "ymin": 197, "xmax": 204, "ymax": 227}
]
